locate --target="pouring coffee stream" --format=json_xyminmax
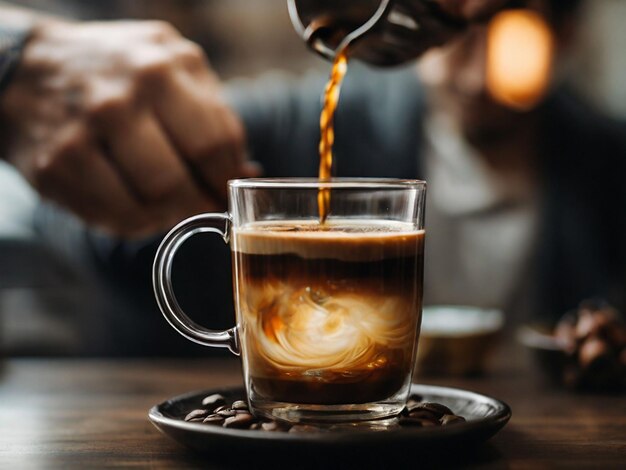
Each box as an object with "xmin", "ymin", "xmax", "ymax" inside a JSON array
[
  {"xmin": 317, "ymin": 50, "xmax": 347, "ymax": 223},
  {"xmin": 289, "ymin": 0, "xmax": 465, "ymax": 223}
]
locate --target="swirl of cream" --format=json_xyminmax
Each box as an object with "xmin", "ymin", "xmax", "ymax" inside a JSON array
[{"xmin": 243, "ymin": 281, "xmax": 416, "ymax": 375}]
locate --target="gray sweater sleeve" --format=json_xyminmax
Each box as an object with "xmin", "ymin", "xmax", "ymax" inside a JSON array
[{"xmin": 224, "ymin": 71, "xmax": 325, "ymax": 177}]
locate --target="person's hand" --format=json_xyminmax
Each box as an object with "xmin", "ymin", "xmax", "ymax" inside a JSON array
[
  {"xmin": 436, "ymin": 0, "xmax": 510, "ymax": 21},
  {"xmin": 0, "ymin": 20, "xmax": 260, "ymax": 238}
]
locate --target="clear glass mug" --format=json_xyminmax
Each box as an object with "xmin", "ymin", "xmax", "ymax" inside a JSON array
[{"xmin": 153, "ymin": 178, "xmax": 426, "ymax": 423}]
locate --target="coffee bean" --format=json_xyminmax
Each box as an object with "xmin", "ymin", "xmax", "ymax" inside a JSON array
[
  {"xmin": 289, "ymin": 425, "xmax": 320, "ymax": 433},
  {"xmin": 203, "ymin": 414, "xmax": 225, "ymax": 425},
  {"xmin": 184, "ymin": 409, "xmax": 210, "ymax": 422},
  {"xmin": 408, "ymin": 394, "xmax": 423, "ymax": 403},
  {"xmin": 416, "ymin": 402, "xmax": 454, "ymax": 418},
  {"xmin": 263, "ymin": 421, "xmax": 291, "ymax": 432},
  {"xmin": 231, "ymin": 400, "xmax": 249, "ymax": 411},
  {"xmin": 182, "ymin": 398, "xmax": 467, "ymax": 433},
  {"xmin": 579, "ymin": 337, "xmax": 610, "ymax": 368},
  {"xmin": 404, "ymin": 402, "xmax": 421, "ymax": 414},
  {"xmin": 201, "ymin": 394, "xmax": 226, "ymax": 408},
  {"xmin": 576, "ymin": 311, "xmax": 599, "ymax": 339},
  {"xmin": 408, "ymin": 409, "xmax": 440, "ymax": 421},
  {"xmin": 400, "ymin": 416, "xmax": 438, "ymax": 427},
  {"xmin": 405, "ymin": 400, "xmax": 421, "ymax": 411},
  {"xmin": 261, "ymin": 421, "xmax": 280, "ymax": 432},
  {"xmin": 440, "ymin": 414, "xmax": 466, "ymax": 425},
  {"xmin": 224, "ymin": 413, "xmax": 256, "ymax": 429}
]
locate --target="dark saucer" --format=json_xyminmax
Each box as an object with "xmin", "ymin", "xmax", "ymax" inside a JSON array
[{"xmin": 149, "ymin": 384, "xmax": 511, "ymax": 459}]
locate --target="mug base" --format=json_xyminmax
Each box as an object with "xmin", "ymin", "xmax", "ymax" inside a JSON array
[{"xmin": 250, "ymin": 400, "xmax": 406, "ymax": 425}]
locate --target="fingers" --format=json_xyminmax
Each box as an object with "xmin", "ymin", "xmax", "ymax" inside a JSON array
[
  {"xmin": 31, "ymin": 122, "xmax": 221, "ymax": 238},
  {"xmin": 94, "ymin": 98, "xmax": 219, "ymax": 215},
  {"xmin": 31, "ymin": 124, "xmax": 152, "ymax": 237},
  {"xmin": 150, "ymin": 68, "xmax": 248, "ymax": 202},
  {"xmin": 4, "ymin": 19, "xmax": 254, "ymax": 238}
]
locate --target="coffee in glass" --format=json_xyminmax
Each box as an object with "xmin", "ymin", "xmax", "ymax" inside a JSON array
[
  {"xmin": 234, "ymin": 220, "xmax": 424, "ymax": 407},
  {"xmin": 153, "ymin": 179, "xmax": 426, "ymax": 423}
]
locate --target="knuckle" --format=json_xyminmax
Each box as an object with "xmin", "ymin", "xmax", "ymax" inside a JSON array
[
  {"xmin": 134, "ymin": 53, "xmax": 177, "ymax": 86},
  {"xmin": 144, "ymin": 20, "xmax": 180, "ymax": 41},
  {"xmin": 175, "ymin": 41, "xmax": 207, "ymax": 67},
  {"xmin": 87, "ymin": 93, "xmax": 134, "ymax": 123}
]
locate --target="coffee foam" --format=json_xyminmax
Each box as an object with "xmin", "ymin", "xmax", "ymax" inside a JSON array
[
  {"xmin": 233, "ymin": 220, "xmax": 425, "ymax": 262},
  {"xmin": 242, "ymin": 280, "xmax": 416, "ymax": 376}
]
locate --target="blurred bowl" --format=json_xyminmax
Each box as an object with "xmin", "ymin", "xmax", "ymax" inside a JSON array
[{"xmin": 415, "ymin": 306, "xmax": 504, "ymax": 377}]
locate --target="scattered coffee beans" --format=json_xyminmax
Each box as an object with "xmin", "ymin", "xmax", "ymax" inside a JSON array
[
  {"xmin": 203, "ymin": 414, "xmax": 225, "ymax": 425},
  {"xmin": 231, "ymin": 400, "xmax": 248, "ymax": 411},
  {"xmin": 184, "ymin": 409, "xmax": 211, "ymax": 422},
  {"xmin": 182, "ymin": 394, "xmax": 466, "ymax": 432},
  {"xmin": 224, "ymin": 413, "xmax": 256, "ymax": 429},
  {"xmin": 554, "ymin": 300, "xmax": 626, "ymax": 390},
  {"xmin": 201, "ymin": 394, "xmax": 226, "ymax": 408}
]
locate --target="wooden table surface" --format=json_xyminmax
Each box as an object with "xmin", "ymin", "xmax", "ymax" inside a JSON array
[{"xmin": 0, "ymin": 344, "xmax": 624, "ymax": 469}]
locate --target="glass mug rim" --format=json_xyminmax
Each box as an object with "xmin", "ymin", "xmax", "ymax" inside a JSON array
[
  {"xmin": 153, "ymin": 177, "xmax": 426, "ymax": 423},
  {"xmin": 228, "ymin": 177, "xmax": 426, "ymax": 190}
]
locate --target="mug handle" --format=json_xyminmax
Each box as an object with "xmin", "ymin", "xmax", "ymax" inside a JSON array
[{"xmin": 152, "ymin": 213, "xmax": 240, "ymax": 355}]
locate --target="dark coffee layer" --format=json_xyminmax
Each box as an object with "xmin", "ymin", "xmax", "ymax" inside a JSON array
[{"xmin": 251, "ymin": 372, "xmax": 407, "ymax": 405}]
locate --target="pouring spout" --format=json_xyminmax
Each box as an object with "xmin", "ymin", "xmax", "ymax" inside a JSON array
[{"xmin": 288, "ymin": 0, "xmax": 393, "ymax": 61}]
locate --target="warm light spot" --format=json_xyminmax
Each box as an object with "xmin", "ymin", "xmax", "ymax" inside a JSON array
[{"xmin": 486, "ymin": 9, "xmax": 555, "ymax": 110}]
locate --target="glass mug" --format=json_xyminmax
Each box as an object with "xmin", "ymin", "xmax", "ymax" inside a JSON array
[{"xmin": 153, "ymin": 178, "xmax": 426, "ymax": 423}]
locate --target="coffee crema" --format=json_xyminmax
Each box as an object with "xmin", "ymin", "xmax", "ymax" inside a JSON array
[{"xmin": 233, "ymin": 220, "xmax": 424, "ymax": 405}]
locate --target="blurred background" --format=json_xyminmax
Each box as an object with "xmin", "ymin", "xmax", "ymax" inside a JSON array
[
  {"xmin": 12, "ymin": 0, "xmax": 626, "ymax": 117},
  {"xmin": 1, "ymin": 0, "xmax": 625, "ymax": 358}
]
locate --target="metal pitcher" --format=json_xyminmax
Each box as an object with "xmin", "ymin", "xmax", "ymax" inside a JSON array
[{"xmin": 288, "ymin": 0, "xmax": 464, "ymax": 66}]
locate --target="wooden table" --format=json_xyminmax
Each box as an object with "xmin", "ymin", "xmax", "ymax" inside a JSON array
[{"xmin": 0, "ymin": 344, "xmax": 624, "ymax": 469}]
